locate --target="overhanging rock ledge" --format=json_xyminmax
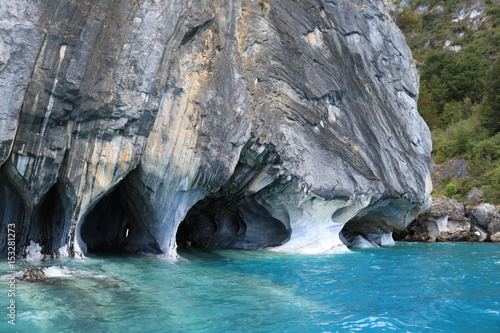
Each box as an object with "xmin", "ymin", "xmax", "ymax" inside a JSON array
[{"xmin": 0, "ymin": 0, "xmax": 432, "ymax": 259}]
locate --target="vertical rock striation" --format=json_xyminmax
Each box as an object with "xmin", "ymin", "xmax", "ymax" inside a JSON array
[{"xmin": 0, "ymin": 0, "xmax": 432, "ymax": 259}]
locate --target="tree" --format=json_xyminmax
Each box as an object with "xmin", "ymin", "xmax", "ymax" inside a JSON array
[{"xmin": 480, "ymin": 61, "xmax": 500, "ymax": 134}]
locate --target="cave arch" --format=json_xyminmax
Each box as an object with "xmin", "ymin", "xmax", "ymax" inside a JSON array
[
  {"xmin": 79, "ymin": 172, "xmax": 161, "ymax": 255},
  {"xmin": 340, "ymin": 199, "xmax": 423, "ymax": 248},
  {"xmin": 340, "ymin": 219, "xmax": 396, "ymax": 248},
  {"xmin": 176, "ymin": 194, "xmax": 290, "ymax": 250},
  {"xmin": 177, "ymin": 144, "xmax": 292, "ymax": 251},
  {"xmin": 29, "ymin": 184, "xmax": 72, "ymax": 255}
]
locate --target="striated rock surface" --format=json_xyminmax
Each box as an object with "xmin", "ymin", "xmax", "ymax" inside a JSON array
[{"xmin": 0, "ymin": 0, "xmax": 431, "ymax": 259}]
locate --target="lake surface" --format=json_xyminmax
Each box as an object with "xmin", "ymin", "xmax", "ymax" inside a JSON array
[{"xmin": 1, "ymin": 242, "xmax": 499, "ymax": 332}]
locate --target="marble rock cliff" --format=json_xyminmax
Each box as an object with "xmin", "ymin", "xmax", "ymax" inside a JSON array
[{"xmin": 0, "ymin": 0, "xmax": 432, "ymax": 258}]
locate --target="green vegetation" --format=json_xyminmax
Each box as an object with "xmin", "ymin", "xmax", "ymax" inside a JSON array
[
  {"xmin": 445, "ymin": 182, "xmax": 459, "ymax": 197},
  {"xmin": 394, "ymin": 0, "xmax": 500, "ymax": 204}
]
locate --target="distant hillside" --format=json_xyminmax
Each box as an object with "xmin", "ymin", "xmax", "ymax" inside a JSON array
[{"xmin": 393, "ymin": 0, "xmax": 500, "ymax": 204}]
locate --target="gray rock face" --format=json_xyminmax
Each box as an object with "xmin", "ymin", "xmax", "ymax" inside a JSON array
[
  {"xmin": 0, "ymin": 0, "xmax": 431, "ymax": 258},
  {"xmin": 395, "ymin": 196, "xmax": 473, "ymax": 242},
  {"xmin": 15, "ymin": 265, "xmax": 46, "ymax": 281},
  {"xmin": 464, "ymin": 187, "xmax": 485, "ymax": 207},
  {"xmin": 470, "ymin": 203, "xmax": 500, "ymax": 242},
  {"xmin": 395, "ymin": 195, "xmax": 500, "ymax": 242}
]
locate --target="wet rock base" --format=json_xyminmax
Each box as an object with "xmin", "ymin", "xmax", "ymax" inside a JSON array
[{"xmin": 394, "ymin": 189, "xmax": 500, "ymax": 242}]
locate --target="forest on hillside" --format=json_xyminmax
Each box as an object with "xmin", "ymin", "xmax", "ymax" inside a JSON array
[{"xmin": 394, "ymin": 0, "xmax": 500, "ymax": 204}]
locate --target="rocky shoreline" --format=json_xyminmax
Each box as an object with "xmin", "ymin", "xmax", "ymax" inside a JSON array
[{"xmin": 394, "ymin": 189, "xmax": 500, "ymax": 243}]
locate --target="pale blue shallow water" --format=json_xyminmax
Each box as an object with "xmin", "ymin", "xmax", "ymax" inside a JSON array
[{"xmin": 1, "ymin": 242, "xmax": 499, "ymax": 332}]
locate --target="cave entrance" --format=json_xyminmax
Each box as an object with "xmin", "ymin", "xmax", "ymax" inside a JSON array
[
  {"xmin": 176, "ymin": 195, "xmax": 290, "ymax": 251},
  {"xmin": 30, "ymin": 184, "xmax": 72, "ymax": 254},
  {"xmin": 339, "ymin": 219, "xmax": 395, "ymax": 249},
  {"xmin": 339, "ymin": 220, "xmax": 375, "ymax": 248},
  {"xmin": 80, "ymin": 174, "xmax": 161, "ymax": 255}
]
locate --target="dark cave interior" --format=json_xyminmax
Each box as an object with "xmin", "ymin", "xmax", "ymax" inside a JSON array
[
  {"xmin": 176, "ymin": 195, "xmax": 290, "ymax": 250},
  {"xmin": 80, "ymin": 176, "xmax": 161, "ymax": 255}
]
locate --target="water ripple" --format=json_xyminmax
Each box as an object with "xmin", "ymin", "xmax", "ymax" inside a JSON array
[{"xmin": 0, "ymin": 243, "xmax": 499, "ymax": 332}]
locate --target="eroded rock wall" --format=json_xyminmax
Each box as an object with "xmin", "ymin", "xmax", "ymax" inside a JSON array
[{"xmin": 0, "ymin": 0, "xmax": 432, "ymax": 259}]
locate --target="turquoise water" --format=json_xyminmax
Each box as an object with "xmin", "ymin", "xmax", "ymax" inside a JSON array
[{"xmin": 1, "ymin": 242, "xmax": 499, "ymax": 332}]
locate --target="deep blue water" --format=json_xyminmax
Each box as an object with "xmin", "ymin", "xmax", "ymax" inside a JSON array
[{"xmin": 1, "ymin": 242, "xmax": 499, "ymax": 332}]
